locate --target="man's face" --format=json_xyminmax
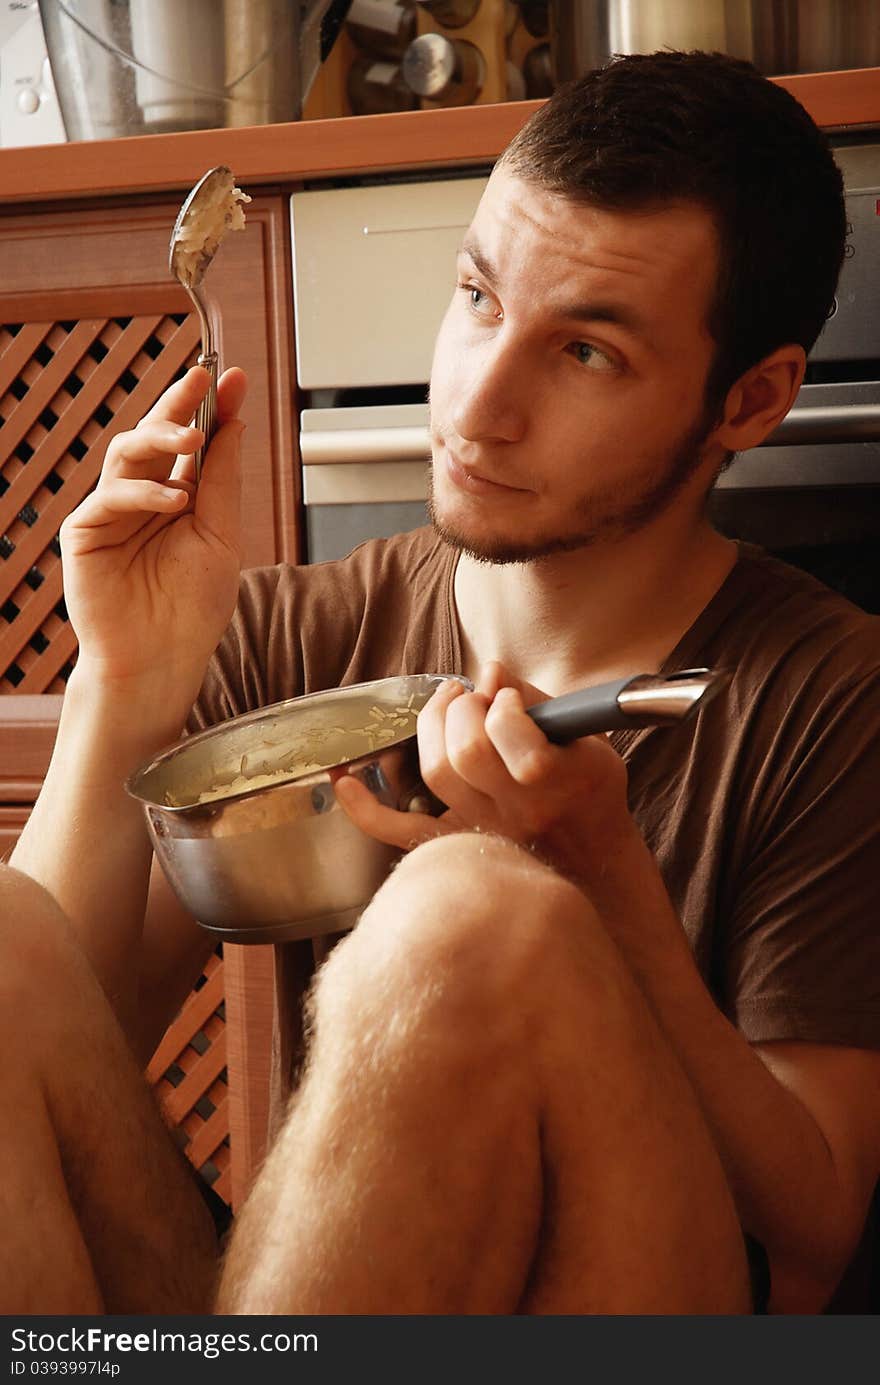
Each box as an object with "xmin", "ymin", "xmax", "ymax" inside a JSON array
[{"xmin": 427, "ymin": 166, "xmax": 725, "ymax": 563}]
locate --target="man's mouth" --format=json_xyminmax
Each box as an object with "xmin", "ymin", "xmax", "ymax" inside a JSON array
[{"xmin": 442, "ymin": 448, "xmax": 530, "ymax": 495}]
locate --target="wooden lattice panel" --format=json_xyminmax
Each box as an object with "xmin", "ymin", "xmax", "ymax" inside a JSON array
[
  {"xmin": 0, "ymin": 312, "xmax": 200, "ymax": 693},
  {"xmin": 147, "ymin": 948, "xmax": 231, "ymax": 1204},
  {"xmin": 0, "ymin": 308, "xmax": 230, "ymax": 1202}
]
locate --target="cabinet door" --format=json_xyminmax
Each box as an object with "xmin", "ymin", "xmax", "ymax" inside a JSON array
[{"xmin": 0, "ymin": 195, "xmax": 298, "ymax": 1208}]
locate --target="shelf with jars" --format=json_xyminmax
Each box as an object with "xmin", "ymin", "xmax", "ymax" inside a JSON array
[
  {"xmin": 304, "ymin": 0, "xmax": 523, "ymax": 118},
  {"xmin": 506, "ymin": 0, "xmax": 552, "ymax": 102}
]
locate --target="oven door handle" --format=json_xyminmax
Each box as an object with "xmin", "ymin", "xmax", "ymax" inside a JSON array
[
  {"xmin": 301, "ymin": 427, "xmax": 431, "ymax": 464},
  {"xmin": 300, "ymin": 404, "xmax": 880, "ymax": 464},
  {"xmin": 763, "ymin": 404, "xmax": 880, "ymax": 446}
]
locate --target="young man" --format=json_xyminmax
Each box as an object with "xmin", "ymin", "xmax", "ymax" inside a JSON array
[{"xmin": 10, "ymin": 52, "xmax": 880, "ymax": 1314}]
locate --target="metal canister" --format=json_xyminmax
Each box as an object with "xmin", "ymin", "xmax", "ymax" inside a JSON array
[{"xmin": 402, "ymin": 31, "xmax": 485, "ymax": 103}]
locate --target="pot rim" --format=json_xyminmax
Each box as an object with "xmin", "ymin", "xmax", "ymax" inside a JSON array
[{"xmin": 125, "ymin": 672, "xmax": 469, "ymax": 812}]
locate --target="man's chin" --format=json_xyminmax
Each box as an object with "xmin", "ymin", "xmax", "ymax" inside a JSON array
[{"xmin": 428, "ymin": 505, "xmax": 597, "ymax": 566}]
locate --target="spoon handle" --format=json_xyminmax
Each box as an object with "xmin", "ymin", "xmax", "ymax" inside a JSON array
[{"xmin": 193, "ymin": 352, "xmax": 219, "ymax": 484}]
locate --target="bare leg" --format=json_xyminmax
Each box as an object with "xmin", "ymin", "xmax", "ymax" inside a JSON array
[
  {"xmin": 0, "ymin": 867, "xmax": 217, "ymax": 1314},
  {"xmin": 218, "ymin": 834, "xmax": 751, "ymax": 1314}
]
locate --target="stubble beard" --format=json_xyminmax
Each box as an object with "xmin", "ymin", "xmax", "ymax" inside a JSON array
[{"xmin": 427, "ymin": 411, "xmax": 717, "ymax": 566}]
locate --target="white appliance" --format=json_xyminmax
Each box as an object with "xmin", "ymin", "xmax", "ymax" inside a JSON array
[
  {"xmin": 0, "ymin": 1, "xmax": 65, "ymax": 146},
  {"xmin": 292, "ymin": 174, "xmax": 486, "ymax": 561}
]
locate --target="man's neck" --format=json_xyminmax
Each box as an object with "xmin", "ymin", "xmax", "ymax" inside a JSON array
[{"xmin": 452, "ymin": 513, "xmax": 738, "ymax": 696}]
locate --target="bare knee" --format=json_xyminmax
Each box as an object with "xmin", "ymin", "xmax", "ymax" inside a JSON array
[
  {"xmin": 310, "ymin": 833, "xmax": 608, "ymax": 1064},
  {"xmin": 367, "ymin": 831, "xmax": 592, "ymax": 953},
  {"xmin": 0, "ymin": 859, "xmax": 74, "ymax": 940},
  {"xmin": 337, "ymin": 830, "xmax": 589, "ymax": 967},
  {"xmin": 0, "ymin": 865, "xmax": 84, "ymax": 1016}
]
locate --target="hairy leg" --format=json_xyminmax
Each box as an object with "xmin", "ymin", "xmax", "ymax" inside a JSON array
[
  {"xmin": 218, "ymin": 834, "xmax": 751, "ymax": 1315},
  {"xmin": 0, "ymin": 867, "xmax": 217, "ymax": 1313}
]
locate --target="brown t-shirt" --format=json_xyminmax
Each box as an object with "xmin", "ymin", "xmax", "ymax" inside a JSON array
[{"xmin": 191, "ymin": 526, "xmax": 880, "ymax": 1099}]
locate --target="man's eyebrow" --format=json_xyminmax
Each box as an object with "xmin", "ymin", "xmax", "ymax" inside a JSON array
[
  {"xmin": 556, "ymin": 300, "xmax": 649, "ymax": 336},
  {"xmin": 458, "ymin": 240, "xmax": 648, "ymax": 338},
  {"xmin": 458, "ymin": 239, "xmax": 497, "ymax": 283}
]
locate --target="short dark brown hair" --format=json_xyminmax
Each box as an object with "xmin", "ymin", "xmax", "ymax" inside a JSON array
[{"xmin": 500, "ymin": 51, "xmax": 846, "ymax": 417}]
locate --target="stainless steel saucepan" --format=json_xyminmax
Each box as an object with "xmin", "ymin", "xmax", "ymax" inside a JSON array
[{"xmin": 126, "ymin": 668, "xmax": 724, "ymax": 944}]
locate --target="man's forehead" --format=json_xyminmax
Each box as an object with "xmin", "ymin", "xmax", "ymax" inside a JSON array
[
  {"xmin": 469, "ymin": 167, "xmax": 584, "ymax": 250},
  {"xmin": 465, "ymin": 168, "xmax": 719, "ymax": 300}
]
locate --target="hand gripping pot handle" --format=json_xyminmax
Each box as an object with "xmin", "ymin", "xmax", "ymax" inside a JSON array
[{"xmin": 402, "ymin": 668, "xmax": 725, "ymax": 812}]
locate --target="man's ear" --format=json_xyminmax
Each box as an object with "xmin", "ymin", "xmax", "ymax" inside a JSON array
[{"xmin": 709, "ymin": 345, "xmax": 806, "ymax": 454}]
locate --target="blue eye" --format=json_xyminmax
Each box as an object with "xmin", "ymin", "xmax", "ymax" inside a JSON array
[
  {"xmin": 459, "ymin": 283, "xmax": 497, "ymax": 319},
  {"xmin": 572, "ymin": 341, "xmax": 614, "ymax": 371}
]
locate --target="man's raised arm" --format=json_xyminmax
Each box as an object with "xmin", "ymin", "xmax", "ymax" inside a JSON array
[{"xmin": 11, "ymin": 366, "xmax": 247, "ymax": 1045}]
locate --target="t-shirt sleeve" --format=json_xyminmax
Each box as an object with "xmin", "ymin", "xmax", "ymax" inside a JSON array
[
  {"xmin": 723, "ymin": 668, "xmax": 880, "ymax": 1049},
  {"xmin": 187, "ymin": 565, "xmax": 305, "ymax": 734},
  {"xmin": 184, "ymin": 534, "xmax": 424, "ymax": 737}
]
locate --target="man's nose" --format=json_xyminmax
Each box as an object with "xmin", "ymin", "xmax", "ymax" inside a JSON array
[{"xmin": 451, "ymin": 335, "xmax": 528, "ymax": 444}]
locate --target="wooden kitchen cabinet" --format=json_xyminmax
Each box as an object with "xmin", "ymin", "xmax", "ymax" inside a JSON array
[
  {"xmin": 0, "ymin": 68, "xmax": 877, "ymax": 207},
  {"xmin": 0, "ymin": 194, "xmax": 298, "ymax": 1207}
]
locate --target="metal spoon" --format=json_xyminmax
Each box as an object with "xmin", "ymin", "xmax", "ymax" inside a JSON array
[{"xmin": 168, "ymin": 165, "xmax": 244, "ymax": 483}]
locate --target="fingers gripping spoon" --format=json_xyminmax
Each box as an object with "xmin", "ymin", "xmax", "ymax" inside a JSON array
[{"xmin": 168, "ymin": 166, "xmax": 250, "ymax": 483}]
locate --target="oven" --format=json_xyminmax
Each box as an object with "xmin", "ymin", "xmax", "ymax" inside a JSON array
[
  {"xmin": 290, "ymin": 140, "xmax": 880, "ymax": 607},
  {"xmin": 291, "ymin": 172, "xmax": 485, "ymax": 563}
]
